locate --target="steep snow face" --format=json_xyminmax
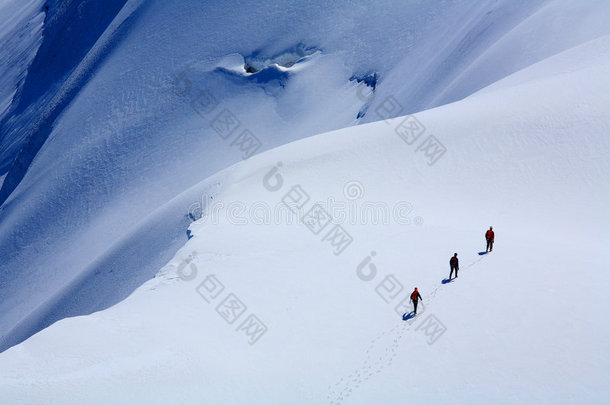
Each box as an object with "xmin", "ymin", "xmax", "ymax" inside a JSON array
[
  {"xmin": 0, "ymin": 33, "xmax": 608, "ymax": 404},
  {"xmin": 0, "ymin": 0, "xmax": 44, "ymax": 123},
  {"xmin": 1, "ymin": 0, "xmax": 609, "ymax": 354},
  {"xmin": 0, "ymin": 0, "xmax": 129, "ymax": 173}
]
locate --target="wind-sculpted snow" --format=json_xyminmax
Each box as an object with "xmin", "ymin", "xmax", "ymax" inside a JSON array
[
  {"xmin": 0, "ymin": 0, "xmax": 609, "ymax": 362},
  {"xmin": 243, "ymin": 43, "xmax": 319, "ymax": 73}
]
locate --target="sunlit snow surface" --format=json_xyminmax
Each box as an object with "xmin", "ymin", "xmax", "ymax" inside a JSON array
[{"xmin": 0, "ymin": 0, "xmax": 609, "ymax": 403}]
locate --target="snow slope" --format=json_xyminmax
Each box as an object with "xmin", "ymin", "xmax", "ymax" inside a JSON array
[
  {"xmin": 2, "ymin": 0, "xmax": 610, "ymax": 355},
  {"xmin": 0, "ymin": 28, "xmax": 608, "ymax": 404},
  {"xmin": 0, "ymin": 0, "xmax": 44, "ymax": 120}
]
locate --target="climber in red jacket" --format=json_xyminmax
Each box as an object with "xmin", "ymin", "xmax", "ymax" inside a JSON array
[
  {"xmin": 485, "ymin": 226, "xmax": 495, "ymax": 252},
  {"xmin": 411, "ymin": 287, "xmax": 423, "ymax": 315}
]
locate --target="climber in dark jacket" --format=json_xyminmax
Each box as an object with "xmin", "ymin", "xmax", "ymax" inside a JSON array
[{"xmin": 449, "ymin": 253, "xmax": 459, "ymax": 279}]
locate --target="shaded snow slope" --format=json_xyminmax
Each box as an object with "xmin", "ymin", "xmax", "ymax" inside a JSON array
[
  {"xmin": 0, "ymin": 0, "xmax": 44, "ymax": 129},
  {"xmin": 1, "ymin": 0, "xmax": 609, "ymax": 354},
  {"xmin": 0, "ymin": 0, "xmax": 129, "ymax": 173},
  {"xmin": 0, "ymin": 33, "xmax": 608, "ymax": 404}
]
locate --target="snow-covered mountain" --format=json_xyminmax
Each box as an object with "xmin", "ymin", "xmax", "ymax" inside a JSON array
[{"xmin": 0, "ymin": 0, "xmax": 609, "ymax": 403}]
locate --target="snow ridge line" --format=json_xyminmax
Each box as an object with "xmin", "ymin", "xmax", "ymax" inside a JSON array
[{"xmin": 327, "ymin": 252, "xmax": 490, "ymax": 404}]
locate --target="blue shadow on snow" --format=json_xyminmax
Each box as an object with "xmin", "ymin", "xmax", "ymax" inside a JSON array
[{"xmin": 402, "ymin": 312, "xmax": 416, "ymax": 321}]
